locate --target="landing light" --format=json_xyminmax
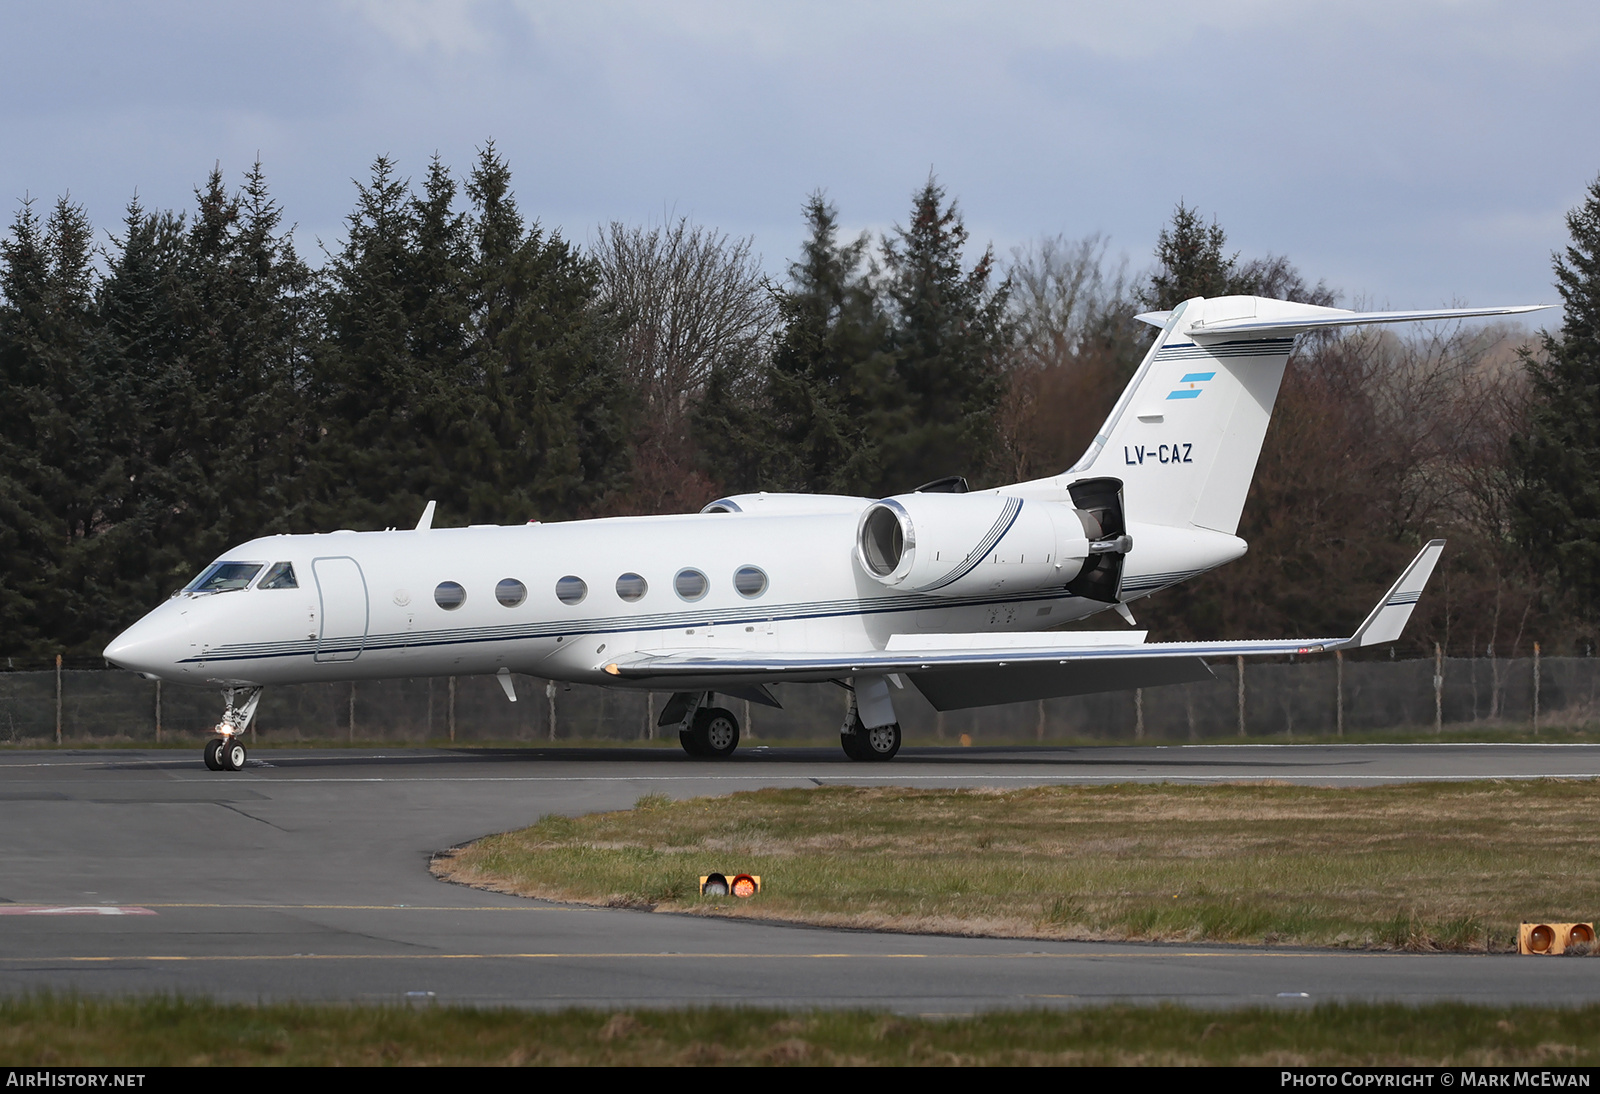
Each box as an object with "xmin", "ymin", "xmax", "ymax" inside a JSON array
[{"xmin": 700, "ymin": 873, "xmax": 760, "ymax": 898}]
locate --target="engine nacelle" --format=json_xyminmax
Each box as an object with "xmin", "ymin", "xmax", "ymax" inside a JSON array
[
  {"xmin": 702, "ymin": 492, "xmax": 872, "ymax": 516},
  {"xmin": 854, "ymin": 492, "xmax": 1096, "ymax": 597}
]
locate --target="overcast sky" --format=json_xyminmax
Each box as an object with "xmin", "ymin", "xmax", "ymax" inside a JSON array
[{"xmin": 2, "ymin": 1, "xmax": 1595, "ymax": 312}]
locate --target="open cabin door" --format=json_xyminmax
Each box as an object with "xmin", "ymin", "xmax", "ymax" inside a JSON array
[{"xmin": 313, "ymin": 556, "xmax": 369, "ymax": 663}]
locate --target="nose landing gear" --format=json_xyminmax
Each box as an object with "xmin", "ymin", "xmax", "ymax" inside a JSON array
[{"xmin": 203, "ymin": 687, "xmax": 261, "ymax": 772}]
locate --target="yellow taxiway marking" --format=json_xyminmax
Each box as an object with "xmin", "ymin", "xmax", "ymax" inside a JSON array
[
  {"xmin": 138, "ymin": 903, "xmax": 570, "ymax": 911},
  {"xmin": 0, "ymin": 950, "xmax": 1404, "ymax": 963}
]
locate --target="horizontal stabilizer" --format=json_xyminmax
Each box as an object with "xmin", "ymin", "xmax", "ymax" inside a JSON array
[{"xmin": 1189, "ymin": 303, "xmax": 1552, "ymax": 343}]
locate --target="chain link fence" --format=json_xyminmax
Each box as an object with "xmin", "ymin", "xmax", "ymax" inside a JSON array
[{"xmin": 2, "ymin": 653, "xmax": 1595, "ymax": 746}]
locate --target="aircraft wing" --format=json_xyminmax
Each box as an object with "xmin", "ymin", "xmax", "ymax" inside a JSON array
[{"xmin": 602, "ymin": 541, "xmax": 1445, "ymax": 708}]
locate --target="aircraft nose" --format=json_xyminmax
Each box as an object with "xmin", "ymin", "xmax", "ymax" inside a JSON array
[{"xmin": 103, "ymin": 610, "xmax": 186, "ymax": 678}]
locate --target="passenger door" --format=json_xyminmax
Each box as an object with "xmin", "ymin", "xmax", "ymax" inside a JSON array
[{"xmin": 313, "ymin": 556, "xmax": 368, "ymax": 662}]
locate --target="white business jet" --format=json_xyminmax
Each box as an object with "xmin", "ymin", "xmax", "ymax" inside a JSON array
[{"xmin": 103, "ymin": 295, "xmax": 1549, "ymax": 770}]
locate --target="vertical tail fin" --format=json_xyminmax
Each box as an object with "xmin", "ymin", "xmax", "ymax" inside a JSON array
[
  {"xmin": 1069, "ymin": 296, "xmax": 1294, "ymax": 534},
  {"xmin": 1062, "ymin": 296, "xmax": 1550, "ymax": 535}
]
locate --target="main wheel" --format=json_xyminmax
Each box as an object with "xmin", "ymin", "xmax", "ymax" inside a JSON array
[
  {"xmin": 860, "ymin": 722, "xmax": 901, "ymax": 761},
  {"xmin": 694, "ymin": 707, "xmax": 740, "ymax": 759},
  {"xmin": 221, "ymin": 739, "xmax": 247, "ymax": 771},
  {"xmin": 678, "ymin": 728, "xmax": 705, "ymax": 757},
  {"xmin": 203, "ymin": 738, "xmax": 224, "ymax": 771},
  {"xmin": 840, "ymin": 731, "xmax": 868, "ymax": 761}
]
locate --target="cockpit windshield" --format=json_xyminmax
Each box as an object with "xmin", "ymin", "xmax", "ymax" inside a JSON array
[
  {"xmin": 259, "ymin": 562, "xmax": 298, "ymax": 589},
  {"xmin": 184, "ymin": 562, "xmax": 263, "ymax": 594}
]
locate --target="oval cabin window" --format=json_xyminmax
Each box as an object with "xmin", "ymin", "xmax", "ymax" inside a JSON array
[
  {"xmin": 555, "ymin": 576, "xmax": 587, "ymax": 605},
  {"xmin": 434, "ymin": 581, "xmax": 466, "ymax": 610},
  {"xmin": 495, "ymin": 578, "xmax": 527, "ymax": 607},
  {"xmin": 615, "ymin": 573, "xmax": 648, "ymax": 602},
  {"xmin": 734, "ymin": 565, "xmax": 768, "ymax": 598},
  {"xmin": 674, "ymin": 568, "xmax": 709, "ymax": 602}
]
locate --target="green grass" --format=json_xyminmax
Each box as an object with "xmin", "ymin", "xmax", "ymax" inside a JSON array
[
  {"xmin": 439, "ymin": 780, "xmax": 1600, "ymax": 949},
  {"xmin": 4, "ymin": 997, "xmax": 1600, "ymax": 1065}
]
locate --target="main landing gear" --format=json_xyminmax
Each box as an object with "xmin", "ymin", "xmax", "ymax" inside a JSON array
[
  {"xmin": 659, "ymin": 683, "xmax": 901, "ymax": 762},
  {"xmin": 663, "ymin": 693, "xmax": 741, "ymax": 759},
  {"xmin": 837, "ymin": 678, "xmax": 901, "ymax": 762},
  {"xmin": 840, "ymin": 711, "xmax": 901, "ymax": 762},
  {"xmin": 203, "ymin": 686, "xmax": 261, "ymax": 772}
]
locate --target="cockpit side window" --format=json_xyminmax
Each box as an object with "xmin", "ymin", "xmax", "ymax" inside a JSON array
[
  {"xmin": 259, "ymin": 562, "xmax": 298, "ymax": 590},
  {"xmin": 184, "ymin": 562, "xmax": 264, "ymax": 593}
]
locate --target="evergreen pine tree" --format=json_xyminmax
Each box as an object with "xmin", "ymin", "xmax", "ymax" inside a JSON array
[
  {"xmin": 759, "ymin": 193, "xmax": 897, "ymax": 495},
  {"xmin": 1513, "ymin": 173, "xmax": 1600, "ymax": 623},
  {"xmin": 461, "ymin": 144, "xmax": 632, "ymax": 521},
  {"xmin": 879, "ymin": 178, "xmax": 1011, "ymax": 493},
  {"xmin": 1142, "ymin": 201, "xmax": 1238, "ymax": 309}
]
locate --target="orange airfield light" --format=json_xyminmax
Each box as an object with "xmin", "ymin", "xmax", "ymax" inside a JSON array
[
  {"xmin": 1519, "ymin": 922, "xmax": 1595, "ymax": 955},
  {"xmin": 700, "ymin": 873, "xmax": 761, "ymax": 898}
]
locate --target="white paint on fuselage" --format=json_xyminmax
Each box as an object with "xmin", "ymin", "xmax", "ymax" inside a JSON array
[{"xmin": 105, "ymin": 504, "xmax": 1246, "ymax": 690}]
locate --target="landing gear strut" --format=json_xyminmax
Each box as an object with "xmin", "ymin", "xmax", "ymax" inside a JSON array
[{"xmin": 204, "ymin": 687, "xmax": 261, "ymax": 772}]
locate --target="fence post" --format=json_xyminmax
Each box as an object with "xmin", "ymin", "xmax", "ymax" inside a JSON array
[
  {"xmin": 348, "ymin": 682, "xmax": 356, "ymax": 744},
  {"xmin": 1134, "ymin": 688, "xmax": 1144, "ymax": 740},
  {"xmin": 1236, "ymin": 655, "xmax": 1246, "ymax": 737},
  {"xmin": 1434, "ymin": 643, "xmax": 1444, "ymax": 735},
  {"xmin": 448, "ymin": 676, "xmax": 456, "ymax": 742},
  {"xmin": 1336, "ymin": 649, "xmax": 1344, "ymax": 738},
  {"xmin": 744, "ymin": 698, "xmax": 753, "ymax": 740},
  {"xmin": 155, "ymin": 678, "xmax": 162, "ymax": 744},
  {"xmin": 646, "ymin": 692, "xmax": 655, "ymax": 741},
  {"xmin": 54, "ymin": 654, "xmax": 62, "ymax": 746},
  {"xmin": 546, "ymin": 680, "xmax": 557, "ymax": 741},
  {"xmin": 1533, "ymin": 641, "xmax": 1541, "ymax": 736}
]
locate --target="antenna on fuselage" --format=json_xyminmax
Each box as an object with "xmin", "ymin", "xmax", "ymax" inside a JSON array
[{"xmin": 415, "ymin": 500, "xmax": 436, "ymax": 532}]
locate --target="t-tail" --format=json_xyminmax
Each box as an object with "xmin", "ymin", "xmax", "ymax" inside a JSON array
[{"xmin": 1056, "ymin": 296, "xmax": 1551, "ymax": 535}]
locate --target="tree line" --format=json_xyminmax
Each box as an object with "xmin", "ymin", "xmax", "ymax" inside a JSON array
[{"xmin": 2, "ymin": 147, "xmax": 1597, "ymax": 669}]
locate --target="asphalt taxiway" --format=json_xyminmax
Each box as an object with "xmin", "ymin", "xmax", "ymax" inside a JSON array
[{"xmin": 2, "ymin": 743, "xmax": 1598, "ymax": 1011}]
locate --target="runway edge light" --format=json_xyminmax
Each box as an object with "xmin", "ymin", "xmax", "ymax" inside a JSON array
[
  {"xmin": 700, "ymin": 873, "xmax": 761, "ymax": 898},
  {"xmin": 1518, "ymin": 922, "xmax": 1595, "ymax": 955}
]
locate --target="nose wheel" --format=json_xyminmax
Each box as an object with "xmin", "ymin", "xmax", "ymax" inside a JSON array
[
  {"xmin": 201, "ymin": 686, "xmax": 261, "ymax": 772},
  {"xmin": 204, "ymin": 737, "xmax": 247, "ymax": 771}
]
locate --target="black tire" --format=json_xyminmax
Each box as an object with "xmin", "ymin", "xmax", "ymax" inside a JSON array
[
  {"xmin": 679, "ymin": 728, "xmax": 705, "ymax": 757},
  {"xmin": 221, "ymin": 739, "xmax": 247, "ymax": 771},
  {"xmin": 203, "ymin": 738, "xmax": 224, "ymax": 771},
  {"xmin": 840, "ymin": 732, "xmax": 868, "ymax": 761},
  {"xmin": 860, "ymin": 722, "xmax": 901, "ymax": 761},
  {"xmin": 694, "ymin": 707, "xmax": 740, "ymax": 759}
]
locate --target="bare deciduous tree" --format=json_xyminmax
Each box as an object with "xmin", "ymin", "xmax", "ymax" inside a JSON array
[
  {"xmin": 591, "ymin": 218, "xmax": 775, "ymax": 426},
  {"xmin": 590, "ymin": 218, "xmax": 777, "ymax": 514}
]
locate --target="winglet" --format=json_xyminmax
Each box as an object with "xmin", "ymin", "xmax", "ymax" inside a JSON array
[
  {"xmin": 1340, "ymin": 540, "xmax": 1446, "ymax": 648},
  {"xmin": 415, "ymin": 500, "xmax": 436, "ymax": 532}
]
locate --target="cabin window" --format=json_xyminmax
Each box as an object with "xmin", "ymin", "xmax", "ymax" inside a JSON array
[
  {"xmin": 734, "ymin": 565, "xmax": 768, "ymax": 598},
  {"xmin": 185, "ymin": 562, "xmax": 263, "ymax": 594},
  {"xmin": 674, "ymin": 568, "xmax": 708, "ymax": 602},
  {"xmin": 495, "ymin": 578, "xmax": 527, "ymax": 608},
  {"xmin": 434, "ymin": 581, "xmax": 466, "ymax": 610},
  {"xmin": 616, "ymin": 573, "xmax": 648, "ymax": 602},
  {"xmin": 555, "ymin": 576, "xmax": 587, "ymax": 605},
  {"xmin": 259, "ymin": 562, "xmax": 298, "ymax": 590}
]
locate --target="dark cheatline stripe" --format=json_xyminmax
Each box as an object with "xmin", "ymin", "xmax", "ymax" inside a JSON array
[{"xmin": 192, "ymin": 579, "xmax": 1093, "ymax": 665}]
